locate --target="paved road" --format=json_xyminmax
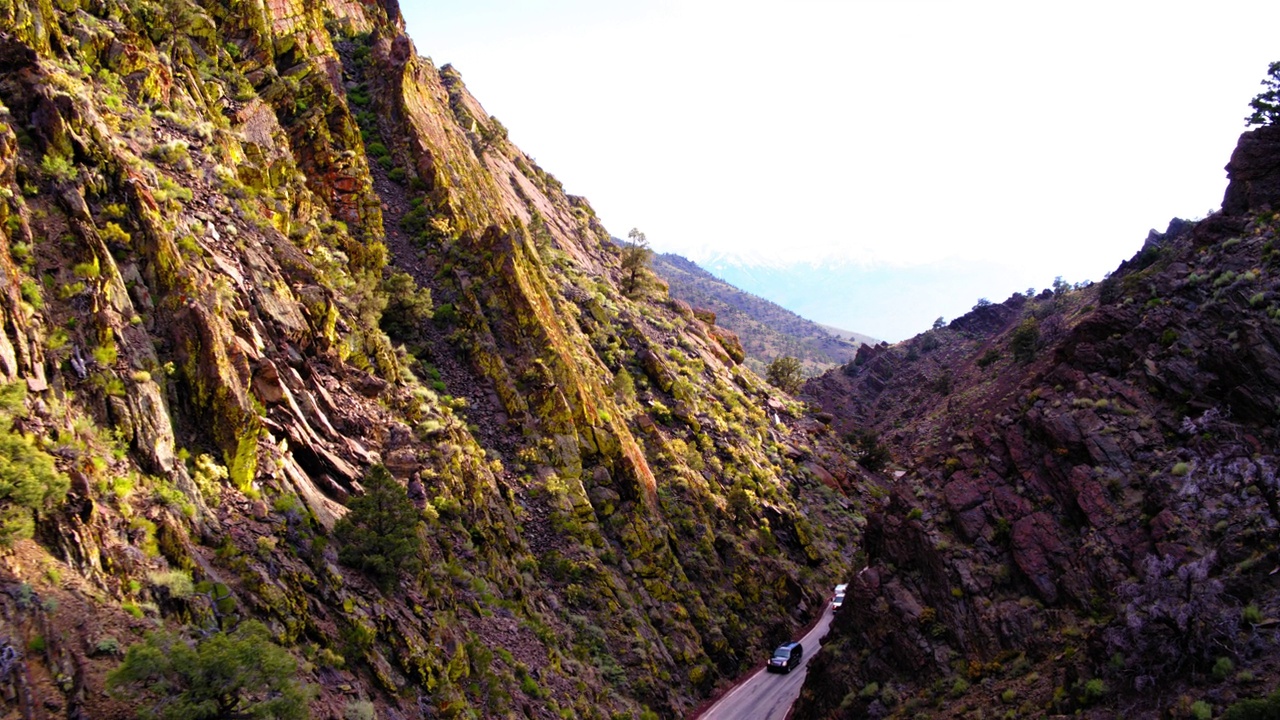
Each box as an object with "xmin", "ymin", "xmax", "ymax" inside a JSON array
[{"xmin": 697, "ymin": 606, "xmax": 836, "ymax": 720}]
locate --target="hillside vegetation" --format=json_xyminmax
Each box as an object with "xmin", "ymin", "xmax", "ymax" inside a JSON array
[
  {"xmin": 0, "ymin": 3, "xmax": 875, "ymax": 718},
  {"xmin": 652, "ymin": 252, "xmax": 871, "ymax": 377}
]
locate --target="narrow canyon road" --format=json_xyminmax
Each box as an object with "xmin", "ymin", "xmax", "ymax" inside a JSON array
[{"xmin": 695, "ymin": 605, "xmax": 836, "ymax": 720}]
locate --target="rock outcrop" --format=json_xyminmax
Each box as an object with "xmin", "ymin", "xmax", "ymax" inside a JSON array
[{"xmin": 796, "ymin": 127, "xmax": 1280, "ymax": 718}]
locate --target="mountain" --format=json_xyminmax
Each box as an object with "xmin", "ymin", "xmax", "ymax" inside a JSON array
[
  {"xmin": 0, "ymin": 5, "xmax": 875, "ymax": 718},
  {"xmin": 698, "ymin": 253, "xmax": 1076, "ymax": 345},
  {"xmin": 650, "ymin": 251, "xmax": 874, "ymax": 376},
  {"xmin": 793, "ymin": 124, "xmax": 1280, "ymax": 718}
]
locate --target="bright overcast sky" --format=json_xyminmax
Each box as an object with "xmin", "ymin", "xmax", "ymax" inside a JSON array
[{"xmin": 401, "ymin": 1, "xmax": 1280, "ymax": 340}]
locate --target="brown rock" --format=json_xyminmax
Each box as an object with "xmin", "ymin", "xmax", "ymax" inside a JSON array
[
  {"xmin": 707, "ymin": 325, "xmax": 745, "ymax": 364},
  {"xmin": 252, "ymin": 359, "xmax": 287, "ymax": 405},
  {"xmin": 1011, "ymin": 512, "xmax": 1070, "ymax": 603},
  {"xmin": 383, "ymin": 447, "xmax": 418, "ymax": 478},
  {"xmin": 1069, "ymin": 465, "xmax": 1113, "ymax": 527},
  {"xmin": 1223, "ymin": 123, "xmax": 1280, "ymax": 215}
]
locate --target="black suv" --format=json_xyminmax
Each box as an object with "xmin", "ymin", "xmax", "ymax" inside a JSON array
[{"xmin": 766, "ymin": 641, "xmax": 803, "ymax": 673}]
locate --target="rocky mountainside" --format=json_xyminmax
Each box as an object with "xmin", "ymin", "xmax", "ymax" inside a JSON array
[
  {"xmin": 650, "ymin": 252, "xmax": 871, "ymax": 376},
  {"xmin": 795, "ymin": 125, "xmax": 1280, "ymax": 718},
  {"xmin": 0, "ymin": 3, "xmax": 878, "ymax": 718}
]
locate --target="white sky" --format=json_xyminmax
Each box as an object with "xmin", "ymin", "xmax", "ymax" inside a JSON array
[{"xmin": 400, "ymin": 1, "xmax": 1280, "ymax": 340}]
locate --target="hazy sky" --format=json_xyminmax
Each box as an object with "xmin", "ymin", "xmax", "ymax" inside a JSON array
[{"xmin": 400, "ymin": 1, "xmax": 1280, "ymax": 340}]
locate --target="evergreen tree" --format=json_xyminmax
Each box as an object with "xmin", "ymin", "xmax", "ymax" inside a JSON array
[
  {"xmin": 765, "ymin": 355, "xmax": 804, "ymax": 394},
  {"xmin": 378, "ymin": 270, "xmax": 433, "ymax": 342},
  {"xmin": 107, "ymin": 621, "xmax": 311, "ymax": 720},
  {"xmin": 334, "ymin": 465, "xmax": 423, "ymax": 591},
  {"xmin": 1246, "ymin": 61, "xmax": 1280, "ymax": 126}
]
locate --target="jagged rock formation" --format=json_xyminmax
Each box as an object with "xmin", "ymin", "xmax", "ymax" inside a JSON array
[
  {"xmin": 796, "ymin": 125, "xmax": 1280, "ymax": 718},
  {"xmin": 0, "ymin": 3, "xmax": 873, "ymax": 718}
]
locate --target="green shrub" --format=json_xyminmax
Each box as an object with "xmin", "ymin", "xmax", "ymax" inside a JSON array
[
  {"xmin": 94, "ymin": 636, "xmax": 121, "ymax": 656},
  {"xmin": 612, "ymin": 368, "xmax": 635, "ymax": 402},
  {"xmin": 1225, "ymin": 690, "xmax": 1280, "ymax": 720},
  {"xmin": 1243, "ymin": 604, "xmax": 1262, "ymax": 624},
  {"xmin": 148, "ymin": 570, "xmax": 194, "ymax": 599},
  {"xmin": 0, "ymin": 382, "xmax": 69, "ymax": 544},
  {"xmin": 149, "ymin": 140, "xmax": 190, "ymax": 166},
  {"xmin": 334, "ymin": 465, "xmax": 423, "ymax": 592},
  {"xmin": 73, "ymin": 259, "xmax": 101, "ymax": 279},
  {"xmin": 1192, "ymin": 700, "xmax": 1213, "ymax": 720},
  {"xmin": 1212, "ymin": 656, "xmax": 1235, "ymax": 681},
  {"xmin": 1079, "ymin": 678, "xmax": 1107, "ymax": 705},
  {"xmin": 1010, "ymin": 318, "xmax": 1040, "ymax": 362},
  {"xmin": 343, "ymin": 700, "xmax": 375, "ymax": 720},
  {"xmin": 94, "ymin": 338, "xmax": 119, "ymax": 366},
  {"xmin": 40, "ymin": 151, "xmax": 78, "ymax": 182},
  {"xmin": 107, "ymin": 621, "xmax": 312, "ymax": 720},
  {"xmin": 977, "ymin": 348, "xmax": 1001, "ymax": 368},
  {"xmin": 433, "ymin": 303, "xmax": 457, "ymax": 324},
  {"xmin": 19, "ymin": 279, "xmax": 42, "ymax": 309}
]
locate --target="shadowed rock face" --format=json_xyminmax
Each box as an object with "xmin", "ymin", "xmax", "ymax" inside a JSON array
[
  {"xmin": 796, "ymin": 126, "xmax": 1280, "ymax": 718},
  {"xmin": 1224, "ymin": 123, "xmax": 1280, "ymax": 215}
]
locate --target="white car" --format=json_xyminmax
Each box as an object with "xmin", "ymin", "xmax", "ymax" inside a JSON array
[{"xmin": 831, "ymin": 592, "xmax": 845, "ymax": 610}]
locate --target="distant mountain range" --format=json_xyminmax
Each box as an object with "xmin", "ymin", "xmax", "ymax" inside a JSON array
[
  {"xmin": 650, "ymin": 252, "xmax": 877, "ymax": 375},
  {"xmin": 692, "ymin": 253, "xmax": 1069, "ymax": 344}
]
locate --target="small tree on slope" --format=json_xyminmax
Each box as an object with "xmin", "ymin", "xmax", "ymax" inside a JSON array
[{"xmin": 334, "ymin": 464, "xmax": 423, "ymax": 592}]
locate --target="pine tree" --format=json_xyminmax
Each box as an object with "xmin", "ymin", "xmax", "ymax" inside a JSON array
[
  {"xmin": 1246, "ymin": 61, "xmax": 1280, "ymax": 126},
  {"xmin": 334, "ymin": 465, "xmax": 423, "ymax": 591}
]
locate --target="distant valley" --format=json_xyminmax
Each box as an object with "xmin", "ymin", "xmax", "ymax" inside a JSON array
[{"xmin": 651, "ymin": 252, "xmax": 876, "ymax": 376}]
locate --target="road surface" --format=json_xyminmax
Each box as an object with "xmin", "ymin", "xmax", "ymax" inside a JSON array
[{"xmin": 697, "ymin": 605, "xmax": 836, "ymax": 720}]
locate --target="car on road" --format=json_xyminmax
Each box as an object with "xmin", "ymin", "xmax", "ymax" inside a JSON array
[
  {"xmin": 766, "ymin": 641, "xmax": 804, "ymax": 673},
  {"xmin": 832, "ymin": 583, "xmax": 848, "ymax": 610}
]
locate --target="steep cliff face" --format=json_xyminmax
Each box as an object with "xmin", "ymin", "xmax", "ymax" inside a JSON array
[
  {"xmin": 0, "ymin": 2, "xmax": 870, "ymax": 719},
  {"xmin": 797, "ymin": 125, "xmax": 1280, "ymax": 718}
]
